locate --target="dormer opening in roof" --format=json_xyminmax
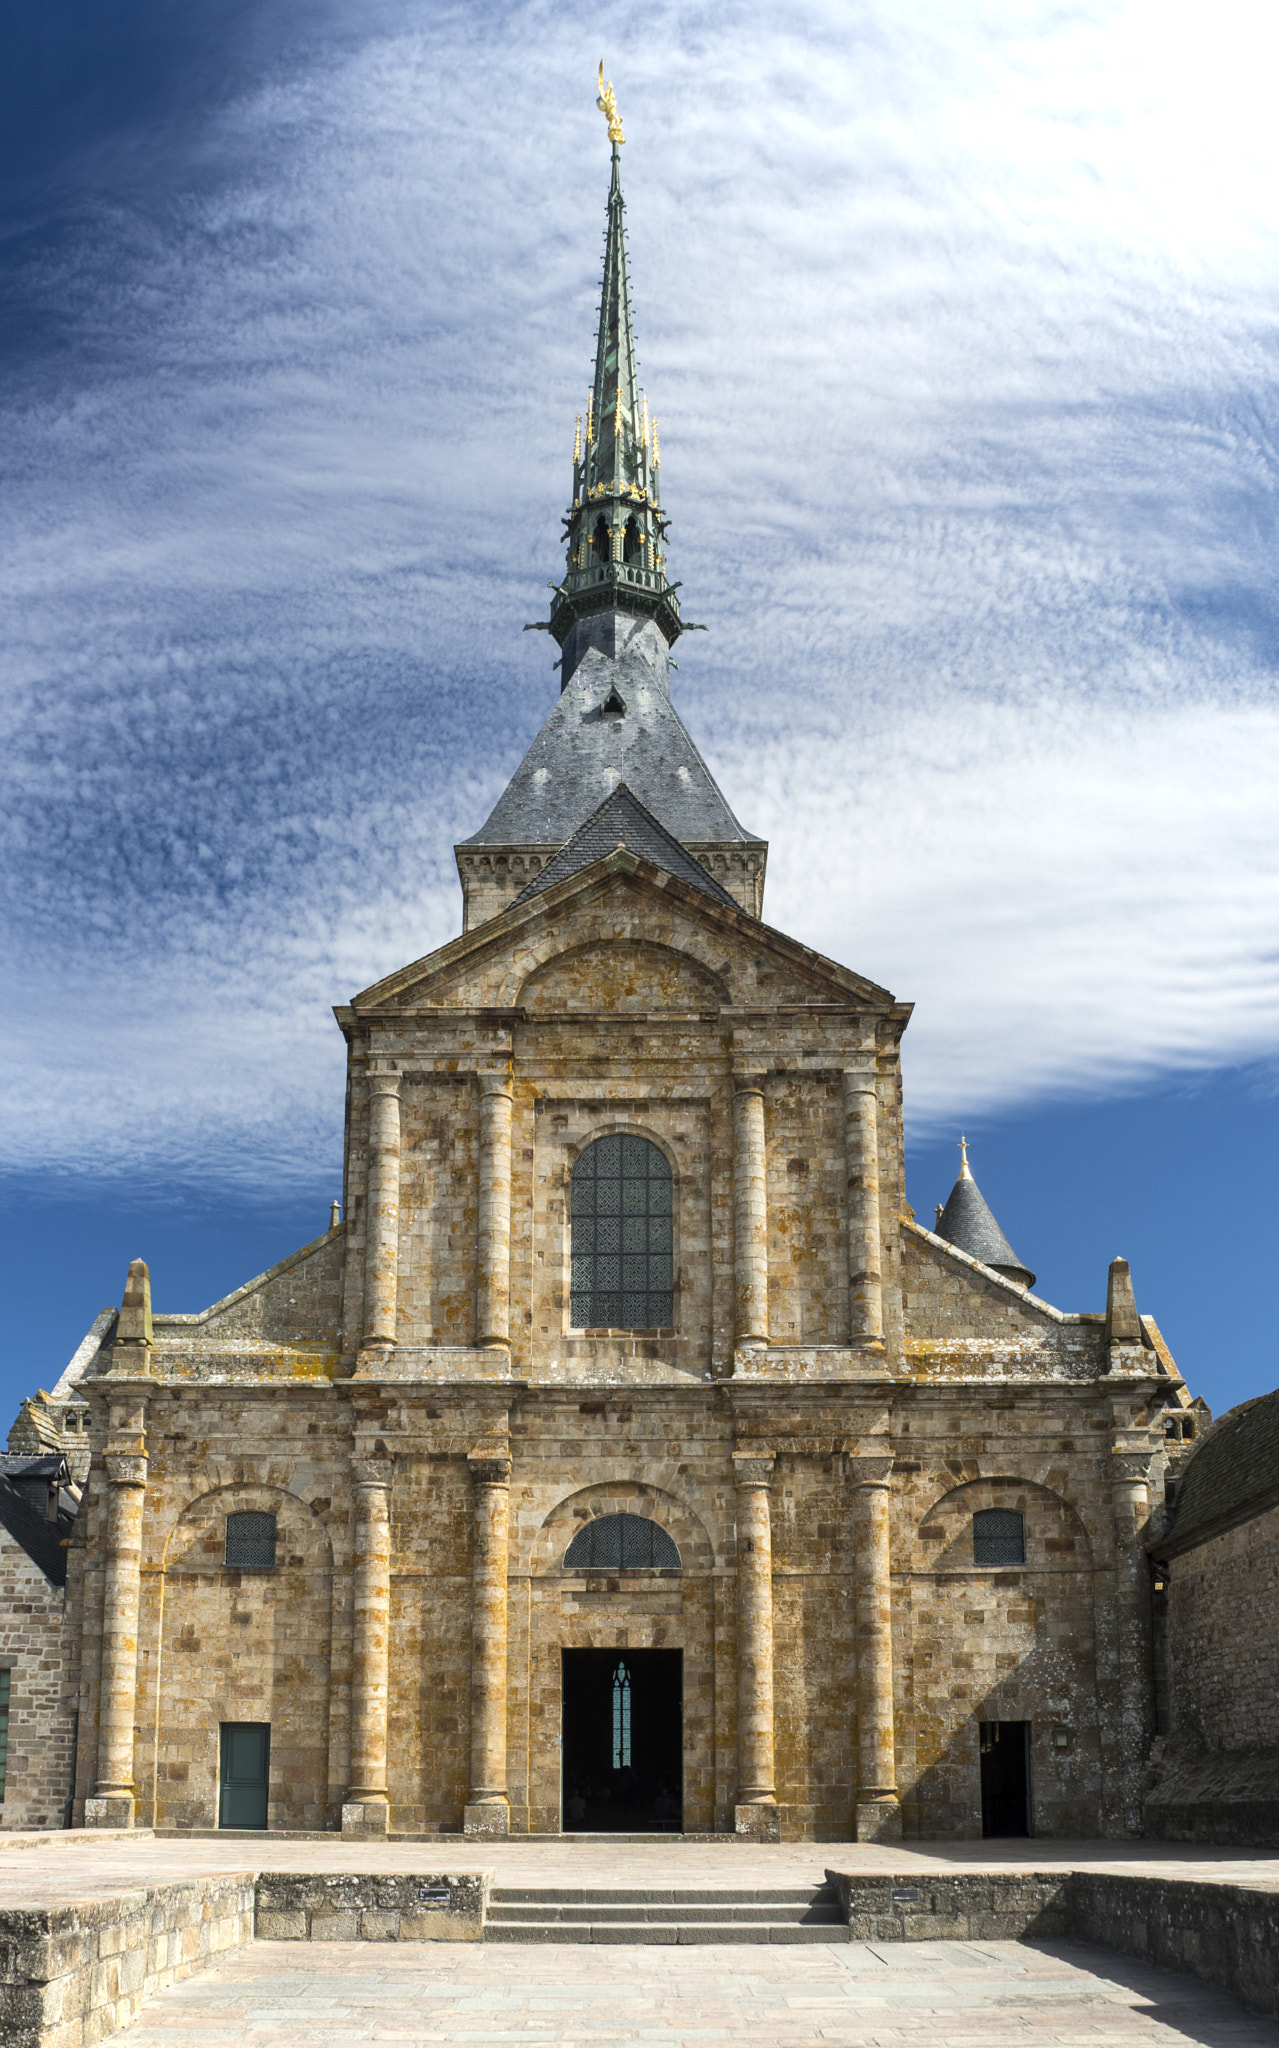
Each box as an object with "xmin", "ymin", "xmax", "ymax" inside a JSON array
[{"xmin": 550, "ymin": 66, "xmax": 684, "ymax": 690}]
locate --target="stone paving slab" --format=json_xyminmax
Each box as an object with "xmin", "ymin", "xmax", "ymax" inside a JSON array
[
  {"xmin": 115, "ymin": 1937, "xmax": 1279, "ymax": 2046},
  {"xmin": 3, "ymin": 1833, "xmax": 1279, "ymax": 1914}
]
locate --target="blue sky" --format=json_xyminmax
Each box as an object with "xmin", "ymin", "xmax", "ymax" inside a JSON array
[{"xmin": 2, "ymin": 1, "xmax": 1277, "ymax": 1424}]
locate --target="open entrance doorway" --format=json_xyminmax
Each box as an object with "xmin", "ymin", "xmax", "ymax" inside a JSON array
[
  {"xmin": 561, "ymin": 1648, "xmax": 683, "ymax": 1831},
  {"xmin": 979, "ymin": 1720, "xmax": 1031, "ymax": 1836}
]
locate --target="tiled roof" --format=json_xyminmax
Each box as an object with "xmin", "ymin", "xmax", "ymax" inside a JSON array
[
  {"xmin": 512, "ymin": 784, "xmax": 738, "ymax": 909},
  {"xmin": 461, "ymin": 638, "xmax": 762, "ymax": 851},
  {"xmin": 1163, "ymin": 1386, "xmax": 1279, "ymax": 1554},
  {"xmin": 0, "ymin": 1473, "xmax": 67, "ymax": 1586},
  {"xmin": 935, "ymin": 1171, "xmax": 1035, "ymax": 1288}
]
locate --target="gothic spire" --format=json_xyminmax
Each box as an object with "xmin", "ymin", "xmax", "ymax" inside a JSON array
[{"xmin": 547, "ymin": 71, "xmax": 683, "ymax": 686}]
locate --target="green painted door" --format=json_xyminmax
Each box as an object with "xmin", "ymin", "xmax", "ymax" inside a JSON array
[{"xmin": 219, "ymin": 1723, "xmax": 270, "ymax": 1829}]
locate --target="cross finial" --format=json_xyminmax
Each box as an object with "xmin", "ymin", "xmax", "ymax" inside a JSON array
[{"xmin": 958, "ymin": 1133, "xmax": 972, "ymax": 1180}]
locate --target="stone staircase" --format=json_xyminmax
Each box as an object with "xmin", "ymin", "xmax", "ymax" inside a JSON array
[{"xmin": 486, "ymin": 1880, "xmax": 846, "ymax": 1943}]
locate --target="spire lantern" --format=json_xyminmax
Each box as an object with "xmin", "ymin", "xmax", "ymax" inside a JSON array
[{"xmin": 546, "ymin": 69, "xmax": 684, "ymax": 688}]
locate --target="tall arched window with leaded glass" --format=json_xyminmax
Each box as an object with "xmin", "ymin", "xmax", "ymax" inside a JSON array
[{"xmin": 570, "ymin": 1134, "xmax": 673, "ymax": 1330}]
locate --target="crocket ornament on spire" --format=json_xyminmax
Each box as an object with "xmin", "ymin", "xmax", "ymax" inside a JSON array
[{"xmin": 596, "ymin": 61, "xmax": 625, "ymax": 146}]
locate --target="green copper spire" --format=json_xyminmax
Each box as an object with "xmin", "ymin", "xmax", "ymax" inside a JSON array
[{"xmin": 548, "ymin": 71, "xmax": 683, "ymax": 687}]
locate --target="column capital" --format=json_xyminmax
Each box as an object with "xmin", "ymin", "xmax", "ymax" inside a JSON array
[
  {"xmin": 731, "ymin": 1069, "xmax": 766, "ymax": 1094},
  {"xmin": 104, "ymin": 1453, "xmax": 148, "ymax": 1489},
  {"xmin": 848, "ymin": 1452, "xmax": 894, "ymax": 1489},
  {"xmin": 469, "ymin": 1447, "xmax": 512, "ymax": 1487},
  {"xmin": 732, "ymin": 1450, "xmax": 775, "ymax": 1489},
  {"xmin": 1110, "ymin": 1448, "xmax": 1155, "ymax": 1487},
  {"xmin": 479, "ymin": 1070, "xmax": 514, "ymax": 1098},
  {"xmin": 352, "ymin": 1456, "xmax": 394, "ymax": 1492},
  {"xmin": 366, "ymin": 1068, "xmax": 401, "ymax": 1097}
]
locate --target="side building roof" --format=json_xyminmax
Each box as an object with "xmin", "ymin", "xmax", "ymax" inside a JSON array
[
  {"xmin": 0, "ymin": 1472, "xmax": 68, "ymax": 1586},
  {"xmin": 1160, "ymin": 1385, "xmax": 1279, "ymax": 1556}
]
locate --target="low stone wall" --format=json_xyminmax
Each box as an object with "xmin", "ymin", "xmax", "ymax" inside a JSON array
[
  {"xmin": 829, "ymin": 1870, "xmax": 1279, "ymax": 2019},
  {"xmin": 0, "ymin": 1873, "xmax": 254, "ymax": 2048},
  {"xmin": 255, "ymin": 1871, "xmax": 489, "ymax": 1941},
  {"xmin": 1069, "ymin": 1873, "xmax": 1279, "ymax": 2021}
]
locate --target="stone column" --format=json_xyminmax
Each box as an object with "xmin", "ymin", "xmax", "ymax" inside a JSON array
[
  {"xmin": 843, "ymin": 1073, "xmax": 884, "ymax": 1343},
  {"xmin": 87, "ymin": 1449, "xmax": 148, "ymax": 1827},
  {"xmin": 362, "ymin": 1073, "xmax": 401, "ymax": 1354},
  {"xmin": 343, "ymin": 1456, "xmax": 394, "ymax": 1838},
  {"xmin": 477, "ymin": 1077, "xmax": 513, "ymax": 1350},
  {"xmin": 1110, "ymin": 1449, "xmax": 1156, "ymax": 1835},
  {"xmin": 733, "ymin": 1452, "xmax": 778, "ymax": 1838},
  {"xmin": 849, "ymin": 1453, "xmax": 901, "ymax": 1840},
  {"xmin": 465, "ymin": 1451, "xmax": 511, "ymax": 1835},
  {"xmin": 732, "ymin": 1078, "xmax": 769, "ymax": 1349}
]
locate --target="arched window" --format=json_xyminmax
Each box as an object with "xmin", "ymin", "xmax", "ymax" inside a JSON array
[
  {"xmin": 564, "ymin": 1512, "xmax": 681, "ymax": 1572},
  {"xmin": 571, "ymin": 1134, "xmax": 672, "ymax": 1330},
  {"xmin": 592, "ymin": 515, "xmax": 610, "ymax": 563},
  {"xmin": 225, "ymin": 1510, "xmax": 277, "ymax": 1568},
  {"xmin": 972, "ymin": 1508, "xmax": 1025, "ymax": 1566},
  {"xmin": 623, "ymin": 515, "xmax": 641, "ymax": 562}
]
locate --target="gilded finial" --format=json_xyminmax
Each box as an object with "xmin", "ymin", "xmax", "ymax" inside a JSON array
[
  {"xmin": 641, "ymin": 392, "xmax": 649, "ymax": 449},
  {"xmin": 596, "ymin": 60, "xmax": 625, "ymax": 146},
  {"xmin": 573, "ymin": 414, "xmax": 582, "ymax": 464},
  {"xmin": 958, "ymin": 1134, "xmax": 972, "ymax": 1180},
  {"xmin": 651, "ymin": 416, "xmax": 660, "ymax": 468},
  {"xmin": 586, "ymin": 394, "xmax": 594, "ymax": 447}
]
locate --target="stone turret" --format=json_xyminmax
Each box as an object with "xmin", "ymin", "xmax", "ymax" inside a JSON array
[{"xmin": 934, "ymin": 1137, "xmax": 1036, "ymax": 1289}]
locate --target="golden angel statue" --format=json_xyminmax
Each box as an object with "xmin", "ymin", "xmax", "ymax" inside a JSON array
[{"xmin": 596, "ymin": 61, "xmax": 625, "ymax": 145}]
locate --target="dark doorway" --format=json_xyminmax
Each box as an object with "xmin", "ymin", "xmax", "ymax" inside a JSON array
[
  {"xmin": 979, "ymin": 1720, "xmax": 1031, "ymax": 1837},
  {"xmin": 561, "ymin": 1648, "xmax": 683, "ymax": 1832},
  {"xmin": 219, "ymin": 1722, "xmax": 270, "ymax": 1829}
]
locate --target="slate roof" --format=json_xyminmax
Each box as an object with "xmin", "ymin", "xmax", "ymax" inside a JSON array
[
  {"xmin": 512, "ymin": 784, "xmax": 738, "ymax": 911},
  {"xmin": 1162, "ymin": 1386, "xmax": 1279, "ymax": 1556},
  {"xmin": 936, "ymin": 1165, "xmax": 1035, "ymax": 1288},
  {"xmin": 461, "ymin": 636, "xmax": 763, "ymax": 851},
  {"xmin": 0, "ymin": 1472, "xmax": 68, "ymax": 1586}
]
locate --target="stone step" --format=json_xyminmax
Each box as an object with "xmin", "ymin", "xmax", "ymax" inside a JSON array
[
  {"xmin": 488, "ymin": 1902, "xmax": 844, "ymax": 1925},
  {"xmin": 486, "ymin": 1918, "xmax": 846, "ymax": 1945},
  {"xmin": 490, "ymin": 1886, "xmax": 839, "ymax": 1906}
]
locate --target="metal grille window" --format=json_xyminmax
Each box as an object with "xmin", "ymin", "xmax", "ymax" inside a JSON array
[
  {"xmin": 225, "ymin": 1511, "xmax": 277, "ymax": 1568},
  {"xmin": 570, "ymin": 1133, "xmax": 673, "ymax": 1330},
  {"xmin": 973, "ymin": 1508, "xmax": 1026, "ymax": 1566},
  {"xmin": 612, "ymin": 1661, "xmax": 632, "ymax": 1768},
  {"xmin": 0, "ymin": 1669, "xmax": 9, "ymax": 1801},
  {"xmin": 563, "ymin": 1513, "xmax": 681, "ymax": 1572}
]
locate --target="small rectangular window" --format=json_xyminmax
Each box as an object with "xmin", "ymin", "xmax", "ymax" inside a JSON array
[
  {"xmin": 0, "ymin": 1669, "xmax": 10, "ymax": 1802},
  {"xmin": 973, "ymin": 1508, "xmax": 1025, "ymax": 1566},
  {"xmin": 225, "ymin": 1511, "xmax": 277, "ymax": 1568}
]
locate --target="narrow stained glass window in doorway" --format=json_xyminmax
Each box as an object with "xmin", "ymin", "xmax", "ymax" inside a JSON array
[{"xmin": 612, "ymin": 1660, "xmax": 632, "ymax": 1770}]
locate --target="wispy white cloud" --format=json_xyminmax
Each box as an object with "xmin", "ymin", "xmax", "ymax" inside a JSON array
[{"xmin": 2, "ymin": 0, "xmax": 1278, "ymax": 1183}]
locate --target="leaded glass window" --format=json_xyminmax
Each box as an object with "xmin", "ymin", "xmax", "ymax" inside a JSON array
[
  {"xmin": 612, "ymin": 1660, "xmax": 632, "ymax": 1768},
  {"xmin": 563, "ymin": 1512, "xmax": 681, "ymax": 1572},
  {"xmin": 225, "ymin": 1511, "xmax": 277, "ymax": 1568},
  {"xmin": 570, "ymin": 1134, "xmax": 673, "ymax": 1330},
  {"xmin": 973, "ymin": 1508, "xmax": 1025, "ymax": 1566}
]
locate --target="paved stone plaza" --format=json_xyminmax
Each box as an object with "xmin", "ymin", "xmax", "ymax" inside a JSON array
[{"xmin": 118, "ymin": 1935, "xmax": 1278, "ymax": 2047}]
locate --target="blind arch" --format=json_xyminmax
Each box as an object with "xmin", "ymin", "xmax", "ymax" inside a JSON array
[
  {"xmin": 564, "ymin": 1512, "xmax": 681, "ymax": 1572},
  {"xmin": 570, "ymin": 1133, "xmax": 673, "ymax": 1330}
]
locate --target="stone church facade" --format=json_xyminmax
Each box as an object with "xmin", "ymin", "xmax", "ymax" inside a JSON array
[{"xmin": 51, "ymin": 107, "xmax": 1204, "ymax": 1844}]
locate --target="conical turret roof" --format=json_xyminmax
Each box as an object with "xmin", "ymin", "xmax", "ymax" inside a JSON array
[{"xmin": 935, "ymin": 1139, "xmax": 1036, "ymax": 1289}]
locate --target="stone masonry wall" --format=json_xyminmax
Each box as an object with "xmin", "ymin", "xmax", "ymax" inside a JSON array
[
  {"xmin": 1166, "ymin": 1502, "xmax": 1279, "ymax": 1751},
  {"xmin": 0, "ymin": 1533, "xmax": 74, "ymax": 1832}
]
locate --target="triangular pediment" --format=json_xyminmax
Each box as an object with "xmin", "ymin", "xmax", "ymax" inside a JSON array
[{"xmin": 341, "ymin": 848, "xmax": 898, "ymax": 1019}]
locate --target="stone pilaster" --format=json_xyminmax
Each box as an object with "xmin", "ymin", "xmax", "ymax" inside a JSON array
[
  {"xmin": 732, "ymin": 1078, "xmax": 768, "ymax": 1349},
  {"xmin": 849, "ymin": 1452, "xmax": 901, "ymax": 1840},
  {"xmin": 1110, "ymin": 1446, "xmax": 1156, "ymax": 1834},
  {"xmin": 343, "ymin": 1456, "xmax": 394, "ymax": 1838},
  {"xmin": 842, "ymin": 1073, "xmax": 884, "ymax": 1344},
  {"xmin": 733, "ymin": 1452, "xmax": 778, "ymax": 1838},
  {"xmin": 465, "ymin": 1450, "xmax": 511, "ymax": 1835},
  {"xmin": 477, "ymin": 1077, "xmax": 513, "ymax": 1350},
  {"xmin": 362, "ymin": 1073, "xmax": 401, "ymax": 1354},
  {"xmin": 86, "ymin": 1429, "xmax": 148, "ymax": 1829}
]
